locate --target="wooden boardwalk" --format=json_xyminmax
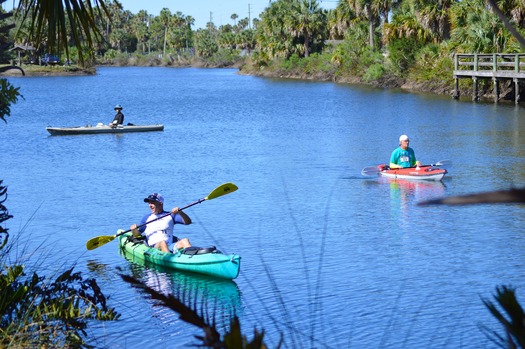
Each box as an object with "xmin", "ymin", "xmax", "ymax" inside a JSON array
[{"xmin": 453, "ymin": 53, "xmax": 525, "ymax": 103}]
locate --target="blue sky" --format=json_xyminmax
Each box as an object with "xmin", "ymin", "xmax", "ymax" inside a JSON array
[
  {"xmin": 121, "ymin": 0, "xmax": 338, "ymax": 29},
  {"xmin": 2, "ymin": 0, "xmax": 339, "ymax": 30}
]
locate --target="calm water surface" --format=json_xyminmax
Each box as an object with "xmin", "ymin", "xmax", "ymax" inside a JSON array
[{"xmin": 2, "ymin": 67, "xmax": 525, "ymax": 348}]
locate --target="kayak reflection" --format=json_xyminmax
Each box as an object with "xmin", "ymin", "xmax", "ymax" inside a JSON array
[
  {"xmin": 386, "ymin": 178, "xmax": 447, "ymax": 229},
  {"xmin": 119, "ymin": 247, "xmax": 242, "ymax": 329}
]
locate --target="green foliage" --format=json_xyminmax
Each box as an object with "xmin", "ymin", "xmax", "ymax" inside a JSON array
[
  {"xmin": 15, "ymin": 0, "xmax": 110, "ymax": 66},
  {"xmin": 103, "ymin": 48, "xmax": 119, "ymax": 62},
  {"xmin": 363, "ymin": 63, "xmax": 385, "ymax": 83},
  {"xmin": 0, "ymin": 79, "xmax": 22, "ymax": 123},
  {"xmin": 0, "ymin": 175, "xmax": 119, "ymax": 349},
  {"xmin": 387, "ymin": 36, "xmax": 421, "ymax": 74},
  {"xmin": 482, "ymin": 286, "xmax": 525, "ymax": 348},
  {"xmin": 255, "ymin": 0, "xmax": 328, "ymax": 60},
  {"xmin": 407, "ymin": 43, "xmax": 455, "ymax": 91},
  {"xmin": 448, "ymin": 0, "xmax": 514, "ymax": 53},
  {"xmin": 280, "ymin": 53, "xmax": 302, "ymax": 71},
  {"xmin": 0, "ymin": 265, "xmax": 120, "ymax": 348},
  {"xmin": 194, "ymin": 29, "xmax": 219, "ymax": 58},
  {"xmin": 207, "ymin": 48, "xmax": 243, "ymax": 68}
]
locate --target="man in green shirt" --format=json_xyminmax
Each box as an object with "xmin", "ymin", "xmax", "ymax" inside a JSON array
[{"xmin": 389, "ymin": 134, "xmax": 422, "ymax": 169}]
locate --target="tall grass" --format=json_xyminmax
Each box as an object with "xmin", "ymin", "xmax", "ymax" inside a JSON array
[{"xmin": 0, "ymin": 181, "xmax": 120, "ymax": 348}]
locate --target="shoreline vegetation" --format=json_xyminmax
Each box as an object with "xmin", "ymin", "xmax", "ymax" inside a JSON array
[
  {"xmin": 0, "ymin": 53, "xmax": 478, "ymax": 102},
  {"xmin": 2, "ymin": 46, "xmax": 518, "ymax": 104},
  {"xmin": 3, "ymin": 0, "xmax": 525, "ymax": 103},
  {"xmin": 0, "ymin": 54, "xmax": 512, "ymax": 104}
]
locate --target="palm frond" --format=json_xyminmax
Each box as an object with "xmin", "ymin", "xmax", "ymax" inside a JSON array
[{"xmin": 15, "ymin": 0, "xmax": 109, "ymax": 65}]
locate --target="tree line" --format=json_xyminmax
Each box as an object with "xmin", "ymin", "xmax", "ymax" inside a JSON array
[
  {"xmin": 3, "ymin": 0, "xmax": 523, "ymax": 94},
  {"xmin": 4, "ymin": 0, "xmax": 525, "ymax": 69}
]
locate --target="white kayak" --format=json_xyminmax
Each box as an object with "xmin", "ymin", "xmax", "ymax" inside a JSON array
[{"xmin": 46, "ymin": 123, "xmax": 164, "ymax": 135}]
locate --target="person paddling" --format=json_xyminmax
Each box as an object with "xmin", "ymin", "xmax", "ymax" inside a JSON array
[
  {"xmin": 389, "ymin": 134, "xmax": 422, "ymax": 169},
  {"xmin": 130, "ymin": 193, "xmax": 192, "ymax": 253}
]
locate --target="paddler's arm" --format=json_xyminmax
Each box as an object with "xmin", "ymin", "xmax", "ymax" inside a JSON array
[
  {"xmin": 130, "ymin": 224, "xmax": 141, "ymax": 237},
  {"xmin": 389, "ymin": 162, "xmax": 402, "ymax": 169},
  {"xmin": 171, "ymin": 207, "xmax": 192, "ymax": 225}
]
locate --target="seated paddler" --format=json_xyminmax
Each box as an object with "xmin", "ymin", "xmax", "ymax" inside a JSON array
[
  {"xmin": 130, "ymin": 193, "xmax": 192, "ymax": 253},
  {"xmin": 389, "ymin": 134, "xmax": 422, "ymax": 169}
]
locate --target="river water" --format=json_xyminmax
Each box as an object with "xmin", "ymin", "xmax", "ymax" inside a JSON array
[{"xmin": 2, "ymin": 66, "xmax": 525, "ymax": 348}]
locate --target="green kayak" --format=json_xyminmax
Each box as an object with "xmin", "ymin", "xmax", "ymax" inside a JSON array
[{"xmin": 118, "ymin": 231, "xmax": 241, "ymax": 280}]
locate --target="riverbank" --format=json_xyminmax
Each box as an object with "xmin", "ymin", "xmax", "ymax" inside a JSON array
[
  {"xmin": 238, "ymin": 61, "xmax": 456, "ymax": 98},
  {"xmin": 0, "ymin": 64, "xmax": 95, "ymax": 76},
  {"xmin": 1, "ymin": 59, "xmax": 504, "ymax": 103}
]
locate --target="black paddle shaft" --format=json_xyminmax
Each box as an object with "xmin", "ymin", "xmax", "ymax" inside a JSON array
[{"xmin": 117, "ymin": 198, "xmax": 206, "ymax": 237}]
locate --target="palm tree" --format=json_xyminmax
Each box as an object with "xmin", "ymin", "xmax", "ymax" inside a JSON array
[
  {"xmin": 347, "ymin": 0, "xmax": 378, "ymax": 48},
  {"xmin": 327, "ymin": 1, "xmax": 356, "ymax": 40},
  {"xmin": 132, "ymin": 10, "xmax": 149, "ymax": 53},
  {"xmin": 256, "ymin": 0, "xmax": 327, "ymax": 60},
  {"xmin": 383, "ymin": 2, "xmax": 431, "ymax": 45},
  {"xmin": 289, "ymin": 0, "xmax": 327, "ymax": 57},
  {"xmin": 495, "ymin": 0, "xmax": 525, "ymax": 28},
  {"xmin": 449, "ymin": 0, "xmax": 510, "ymax": 53},
  {"xmin": 2, "ymin": 0, "xmax": 110, "ymax": 122},
  {"xmin": 15, "ymin": 0, "xmax": 110, "ymax": 66},
  {"xmin": 159, "ymin": 7, "xmax": 171, "ymax": 55},
  {"xmin": 231, "ymin": 13, "xmax": 238, "ymax": 26},
  {"xmin": 408, "ymin": 0, "xmax": 454, "ymax": 42}
]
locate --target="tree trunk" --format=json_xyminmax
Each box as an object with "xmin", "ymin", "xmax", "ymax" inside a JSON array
[
  {"xmin": 368, "ymin": 18, "xmax": 374, "ymax": 48},
  {"xmin": 304, "ymin": 32, "xmax": 310, "ymax": 57},
  {"xmin": 163, "ymin": 27, "xmax": 167, "ymax": 55}
]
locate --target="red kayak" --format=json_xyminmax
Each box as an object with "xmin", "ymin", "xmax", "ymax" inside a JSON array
[{"xmin": 376, "ymin": 164, "xmax": 447, "ymax": 181}]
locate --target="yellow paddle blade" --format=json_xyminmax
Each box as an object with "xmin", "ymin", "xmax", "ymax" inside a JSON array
[
  {"xmin": 206, "ymin": 182, "xmax": 238, "ymax": 200},
  {"xmin": 86, "ymin": 235, "xmax": 117, "ymax": 250}
]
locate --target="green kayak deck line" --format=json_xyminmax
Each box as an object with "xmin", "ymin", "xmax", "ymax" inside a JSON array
[{"xmin": 118, "ymin": 231, "xmax": 241, "ymax": 280}]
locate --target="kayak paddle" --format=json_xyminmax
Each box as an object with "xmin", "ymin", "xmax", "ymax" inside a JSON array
[
  {"xmin": 361, "ymin": 159, "xmax": 452, "ymax": 177},
  {"xmin": 85, "ymin": 182, "xmax": 238, "ymax": 251}
]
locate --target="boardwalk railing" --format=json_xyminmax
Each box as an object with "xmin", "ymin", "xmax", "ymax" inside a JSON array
[{"xmin": 453, "ymin": 53, "xmax": 525, "ymax": 103}]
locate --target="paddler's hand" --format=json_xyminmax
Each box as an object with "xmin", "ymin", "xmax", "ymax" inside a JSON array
[
  {"xmin": 130, "ymin": 224, "xmax": 139, "ymax": 237},
  {"xmin": 171, "ymin": 207, "xmax": 180, "ymax": 214}
]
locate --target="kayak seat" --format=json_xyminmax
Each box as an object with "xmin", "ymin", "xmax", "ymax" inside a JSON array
[{"xmin": 182, "ymin": 246, "xmax": 218, "ymax": 256}]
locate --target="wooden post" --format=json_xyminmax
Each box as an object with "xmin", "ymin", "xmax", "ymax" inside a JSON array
[
  {"xmin": 513, "ymin": 78, "xmax": 520, "ymax": 104},
  {"xmin": 472, "ymin": 77, "xmax": 479, "ymax": 102},
  {"xmin": 453, "ymin": 77, "xmax": 460, "ymax": 99},
  {"xmin": 493, "ymin": 78, "xmax": 499, "ymax": 103}
]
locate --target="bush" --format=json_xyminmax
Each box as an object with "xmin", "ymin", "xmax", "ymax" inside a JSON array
[
  {"xmin": 0, "ymin": 181, "xmax": 119, "ymax": 348},
  {"xmin": 363, "ymin": 63, "xmax": 385, "ymax": 82},
  {"xmin": 387, "ymin": 36, "xmax": 421, "ymax": 74}
]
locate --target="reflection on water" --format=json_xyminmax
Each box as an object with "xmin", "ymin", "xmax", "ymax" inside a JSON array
[
  {"xmin": 385, "ymin": 178, "xmax": 447, "ymax": 228},
  {"xmin": 118, "ymin": 248, "xmax": 242, "ymax": 334}
]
